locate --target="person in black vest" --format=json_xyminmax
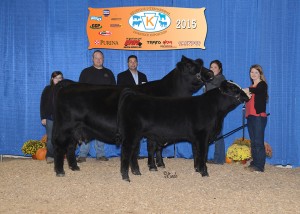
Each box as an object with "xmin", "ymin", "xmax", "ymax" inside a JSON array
[{"xmin": 117, "ymin": 55, "xmax": 147, "ymax": 86}]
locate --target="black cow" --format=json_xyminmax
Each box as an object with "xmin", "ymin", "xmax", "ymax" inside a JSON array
[
  {"xmin": 116, "ymin": 80, "xmax": 250, "ymax": 181},
  {"xmin": 53, "ymin": 56, "xmax": 214, "ymax": 176}
]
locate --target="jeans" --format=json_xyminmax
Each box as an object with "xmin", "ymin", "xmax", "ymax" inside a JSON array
[
  {"xmin": 247, "ymin": 115, "xmax": 267, "ymax": 171},
  {"xmin": 45, "ymin": 119, "xmax": 54, "ymax": 158},
  {"xmin": 78, "ymin": 140, "xmax": 105, "ymax": 158},
  {"xmin": 213, "ymin": 132, "xmax": 225, "ymax": 164}
]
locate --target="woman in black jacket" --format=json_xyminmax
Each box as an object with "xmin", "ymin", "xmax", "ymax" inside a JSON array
[
  {"xmin": 40, "ymin": 71, "xmax": 63, "ymax": 163},
  {"xmin": 243, "ymin": 65, "xmax": 268, "ymax": 172}
]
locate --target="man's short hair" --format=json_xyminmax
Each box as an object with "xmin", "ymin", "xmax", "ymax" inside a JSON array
[
  {"xmin": 93, "ymin": 50, "xmax": 104, "ymax": 58},
  {"xmin": 128, "ymin": 55, "xmax": 138, "ymax": 62}
]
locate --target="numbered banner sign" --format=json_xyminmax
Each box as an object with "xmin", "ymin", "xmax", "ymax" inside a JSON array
[{"xmin": 86, "ymin": 6, "xmax": 207, "ymax": 50}]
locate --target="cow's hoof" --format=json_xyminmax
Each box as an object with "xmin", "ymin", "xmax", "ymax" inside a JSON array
[
  {"xmin": 201, "ymin": 171, "xmax": 209, "ymax": 177},
  {"xmin": 157, "ymin": 163, "xmax": 165, "ymax": 168},
  {"xmin": 70, "ymin": 166, "xmax": 80, "ymax": 171},
  {"xmin": 149, "ymin": 166, "xmax": 158, "ymax": 171},
  {"xmin": 122, "ymin": 174, "xmax": 130, "ymax": 182},
  {"xmin": 132, "ymin": 170, "xmax": 142, "ymax": 175},
  {"xmin": 56, "ymin": 171, "xmax": 65, "ymax": 177}
]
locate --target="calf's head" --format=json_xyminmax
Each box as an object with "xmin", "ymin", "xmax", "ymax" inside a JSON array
[{"xmin": 219, "ymin": 80, "xmax": 250, "ymax": 103}]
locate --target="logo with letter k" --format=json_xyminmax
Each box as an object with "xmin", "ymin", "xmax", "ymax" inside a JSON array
[{"xmin": 141, "ymin": 13, "xmax": 158, "ymax": 30}]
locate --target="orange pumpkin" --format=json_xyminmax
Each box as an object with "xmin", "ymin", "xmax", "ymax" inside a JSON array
[
  {"xmin": 36, "ymin": 148, "xmax": 47, "ymax": 160},
  {"xmin": 225, "ymin": 157, "xmax": 232, "ymax": 164}
]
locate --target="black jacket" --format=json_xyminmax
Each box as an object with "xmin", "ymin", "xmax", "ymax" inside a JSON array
[
  {"xmin": 249, "ymin": 81, "xmax": 268, "ymax": 114},
  {"xmin": 40, "ymin": 85, "xmax": 55, "ymax": 120},
  {"xmin": 117, "ymin": 69, "xmax": 148, "ymax": 86}
]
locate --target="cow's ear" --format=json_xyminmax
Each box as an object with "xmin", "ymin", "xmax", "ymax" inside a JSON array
[
  {"xmin": 181, "ymin": 55, "xmax": 188, "ymax": 63},
  {"xmin": 195, "ymin": 58, "xmax": 204, "ymax": 67}
]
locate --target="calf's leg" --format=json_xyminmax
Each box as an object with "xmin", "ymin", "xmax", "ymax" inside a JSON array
[
  {"xmin": 155, "ymin": 142, "xmax": 165, "ymax": 168},
  {"xmin": 67, "ymin": 141, "xmax": 80, "ymax": 171},
  {"xmin": 192, "ymin": 143, "xmax": 199, "ymax": 171},
  {"xmin": 121, "ymin": 144, "xmax": 131, "ymax": 181},
  {"xmin": 198, "ymin": 139, "xmax": 209, "ymax": 177},
  {"xmin": 147, "ymin": 139, "xmax": 158, "ymax": 171},
  {"xmin": 130, "ymin": 139, "xmax": 142, "ymax": 175},
  {"xmin": 54, "ymin": 143, "xmax": 66, "ymax": 177}
]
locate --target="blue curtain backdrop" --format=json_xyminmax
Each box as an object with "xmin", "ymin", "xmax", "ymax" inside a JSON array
[{"xmin": 0, "ymin": 0, "xmax": 299, "ymax": 167}]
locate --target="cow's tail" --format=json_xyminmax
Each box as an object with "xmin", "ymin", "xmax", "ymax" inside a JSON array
[{"xmin": 115, "ymin": 88, "xmax": 137, "ymax": 145}]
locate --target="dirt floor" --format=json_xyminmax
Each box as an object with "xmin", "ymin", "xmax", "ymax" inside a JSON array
[{"xmin": 0, "ymin": 156, "xmax": 299, "ymax": 214}]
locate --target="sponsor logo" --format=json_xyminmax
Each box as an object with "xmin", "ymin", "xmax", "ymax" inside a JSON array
[
  {"xmin": 163, "ymin": 40, "xmax": 172, "ymax": 45},
  {"xmin": 178, "ymin": 41, "xmax": 201, "ymax": 46},
  {"xmin": 90, "ymin": 16, "xmax": 102, "ymax": 21},
  {"xmin": 129, "ymin": 11, "xmax": 171, "ymax": 33},
  {"xmin": 111, "ymin": 18, "xmax": 122, "ymax": 21},
  {"xmin": 90, "ymin": 24, "xmax": 102, "ymax": 29},
  {"xmin": 99, "ymin": 31, "xmax": 112, "ymax": 36},
  {"xmin": 160, "ymin": 40, "xmax": 176, "ymax": 48},
  {"xmin": 103, "ymin": 9, "xmax": 110, "ymax": 17},
  {"xmin": 147, "ymin": 41, "xmax": 161, "ymax": 45},
  {"xmin": 124, "ymin": 38, "xmax": 142, "ymax": 48},
  {"xmin": 94, "ymin": 40, "xmax": 118, "ymax": 46},
  {"xmin": 110, "ymin": 23, "xmax": 122, "ymax": 27}
]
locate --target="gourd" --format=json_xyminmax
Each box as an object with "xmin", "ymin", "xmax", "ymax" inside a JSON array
[
  {"xmin": 36, "ymin": 148, "xmax": 47, "ymax": 160},
  {"xmin": 225, "ymin": 156, "xmax": 232, "ymax": 164}
]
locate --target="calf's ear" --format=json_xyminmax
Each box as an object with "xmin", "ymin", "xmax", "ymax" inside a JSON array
[
  {"xmin": 220, "ymin": 80, "xmax": 228, "ymax": 87},
  {"xmin": 181, "ymin": 55, "xmax": 188, "ymax": 63},
  {"xmin": 219, "ymin": 80, "xmax": 229, "ymax": 91}
]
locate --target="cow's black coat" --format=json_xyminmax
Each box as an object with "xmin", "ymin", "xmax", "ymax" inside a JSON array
[
  {"xmin": 117, "ymin": 80, "xmax": 250, "ymax": 181},
  {"xmin": 53, "ymin": 56, "xmax": 214, "ymax": 176}
]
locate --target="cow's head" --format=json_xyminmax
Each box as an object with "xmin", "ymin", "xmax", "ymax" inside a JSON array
[
  {"xmin": 175, "ymin": 56, "xmax": 214, "ymax": 94},
  {"xmin": 219, "ymin": 80, "xmax": 250, "ymax": 103},
  {"xmin": 180, "ymin": 56, "xmax": 214, "ymax": 82}
]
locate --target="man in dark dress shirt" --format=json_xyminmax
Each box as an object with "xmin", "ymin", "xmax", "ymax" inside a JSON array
[{"xmin": 117, "ymin": 55, "xmax": 147, "ymax": 86}]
